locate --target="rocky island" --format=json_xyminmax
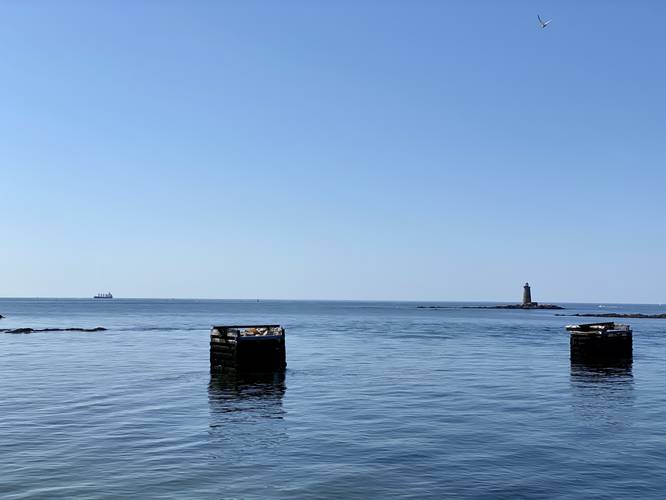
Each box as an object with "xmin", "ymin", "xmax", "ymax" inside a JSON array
[
  {"xmin": 471, "ymin": 303, "xmax": 564, "ymax": 310},
  {"xmin": 471, "ymin": 283, "xmax": 563, "ymax": 309},
  {"xmin": 418, "ymin": 283, "xmax": 564, "ymax": 310}
]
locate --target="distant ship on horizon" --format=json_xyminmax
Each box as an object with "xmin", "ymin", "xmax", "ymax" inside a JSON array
[{"xmin": 94, "ymin": 292, "xmax": 113, "ymax": 299}]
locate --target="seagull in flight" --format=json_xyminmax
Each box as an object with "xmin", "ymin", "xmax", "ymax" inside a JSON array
[{"xmin": 538, "ymin": 15, "xmax": 552, "ymax": 29}]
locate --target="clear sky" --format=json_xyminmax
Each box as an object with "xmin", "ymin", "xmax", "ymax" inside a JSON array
[{"xmin": 1, "ymin": 1, "xmax": 664, "ymax": 302}]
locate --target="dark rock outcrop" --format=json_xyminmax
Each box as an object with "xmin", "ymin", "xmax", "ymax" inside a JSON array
[
  {"xmin": 482, "ymin": 304, "xmax": 564, "ymax": 310},
  {"xmin": 418, "ymin": 304, "xmax": 564, "ymax": 310},
  {"xmin": 1, "ymin": 327, "xmax": 107, "ymax": 334},
  {"xmin": 559, "ymin": 313, "xmax": 666, "ymax": 319}
]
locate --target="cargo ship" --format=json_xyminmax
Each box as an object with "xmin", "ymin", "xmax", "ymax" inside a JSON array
[{"xmin": 93, "ymin": 292, "xmax": 113, "ymax": 299}]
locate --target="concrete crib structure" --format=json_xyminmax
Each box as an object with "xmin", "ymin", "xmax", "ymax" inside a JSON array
[
  {"xmin": 210, "ymin": 324, "xmax": 287, "ymax": 372},
  {"xmin": 567, "ymin": 322, "xmax": 632, "ymax": 363}
]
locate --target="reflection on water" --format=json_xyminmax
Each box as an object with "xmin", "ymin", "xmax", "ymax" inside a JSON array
[
  {"xmin": 570, "ymin": 360, "xmax": 634, "ymax": 427},
  {"xmin": 208, "ymin": 371, "xmax": 286, "ymax": 422},
  {"xmin": 207, "ymin": 372, "xmax": 288, "ymax": 456},
  {"xmin": 571, "ymin": 355, "xmax": 633, "ymax": 373}
]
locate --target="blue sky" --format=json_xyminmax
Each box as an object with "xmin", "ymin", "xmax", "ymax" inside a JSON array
[{"xmin": 1, "ymin": 1, "xmax": 665, "ymax": 302}]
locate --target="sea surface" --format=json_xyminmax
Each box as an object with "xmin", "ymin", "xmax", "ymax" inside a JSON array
[{"xmin": 1, "ymin": 298, "xmax": 666, "ymax": 499}]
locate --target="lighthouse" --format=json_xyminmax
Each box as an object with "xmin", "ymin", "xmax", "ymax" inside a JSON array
[{"xmin": 523, "ymin": 282, "xmax": 533, "ymax": 305}]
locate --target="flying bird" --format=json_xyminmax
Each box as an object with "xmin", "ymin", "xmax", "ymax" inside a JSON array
[{"xmin": 538, "ymin": 15, "xmax": 552, "ymax": 29}]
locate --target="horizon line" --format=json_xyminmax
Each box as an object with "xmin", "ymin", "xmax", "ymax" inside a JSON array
[{"xmin": 0, "ymin": 296, "xmax": 664, "ymax": 306}]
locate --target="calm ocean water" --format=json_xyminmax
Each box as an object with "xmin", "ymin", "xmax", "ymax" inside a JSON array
[{"xmin": 2, "ymin": 298, "xmax": 666, "ymax": 499}]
